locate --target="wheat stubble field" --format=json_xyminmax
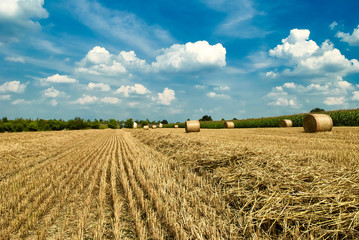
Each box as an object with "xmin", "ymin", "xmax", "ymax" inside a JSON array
[{"xmin": 0, "ymin": 127, "xmax": 359, "ymax": 239}]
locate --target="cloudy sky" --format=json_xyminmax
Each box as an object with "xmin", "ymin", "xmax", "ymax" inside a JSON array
[{"xmin": 1, "ymin": 0, "xmax": 359, "ymax": 122}]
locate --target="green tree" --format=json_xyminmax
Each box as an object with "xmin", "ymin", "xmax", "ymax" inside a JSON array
[
  {"xmin": 125, "ymin": 118, "xmax": 134, "ymax": 128},
  {"xmin": 27, "ymin": 121, "xmax": 39, "ymax": 131},
  {"xmin": 199, "ymin": 115, "xmax": 213, "ymax": 121},
  {"xmin": 161, "ymin": 119, "xmax": 168, "ymax": 124},
  {"xmin": 310, "ymin": 107, "xmax": 325, "ymax": 113},
  {"xmin": 108, "ymin": 119, "xmax": 118, "ymax": 129}
]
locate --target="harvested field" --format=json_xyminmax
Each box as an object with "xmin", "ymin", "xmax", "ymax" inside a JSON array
[{"xmin": 1, "ymin": 128, "xmax": 359, "ymax": 239}]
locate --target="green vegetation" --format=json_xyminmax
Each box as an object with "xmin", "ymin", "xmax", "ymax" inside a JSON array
[{"xmin": 164, "ymin": 108, "xmax": 359, "ymax": 128}]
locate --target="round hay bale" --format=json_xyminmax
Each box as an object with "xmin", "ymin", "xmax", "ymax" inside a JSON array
[
  {"xmin": 279, "ymin": 119, "xmax": 293, "ymax": 127},
  {"xmin": 133, "ymin": 122, "xmax": 137, "ymax": 128},
  {"xmin": 185, "ymin": 120, "xmax": 200, "ymax": 133},
  {"xmin": 159, "ymin": 123, "xmax": 163, "ymax": 128},
  {"xmin": 152, "ymin": 125, "xmax": 156, "ymax": 129},
  {"xmin": 143, "ymin": 126, "xmax": 149, "ymax": 130},
  {"xmin": 303, "ymin": 114, "xmax": 333, "ymax": 133},
  {"xmin": 174, "ymin": 125, "xmax": 178, "ymax": 128},
  {"xmin": 224, "ymin": 121, "xmax": 235, "ymax": 128}
]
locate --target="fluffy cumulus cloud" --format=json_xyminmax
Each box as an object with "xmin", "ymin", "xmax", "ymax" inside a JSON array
[
  {"xmin": 158, "ymin": 88, "xmax": 175, "ymax": 105},
  {"xmin": 265, "ymin": 86, "xmax": 299, "ymax": 108},
  {"xmin": 74, "ymin": 95, "xmax": 98, "ymax": 105},
  {"xmin": 0, "ymin": 81, "xmax": 27, "ymax": 93},
  {"xmin": 336, "ymin": 25, "xmax": 359, "ymax": 46},
  {"xmin": 324, "ymin": 97, "xmax": 345, "ymax": 105},
  {"xmin": 264, "ymin": 28, "xmax": 359, "ymax": 110},
  {"xmin": 352, "ymin": 91, "xmax": 359, "ymax": 101},
  {"xmin": 0, "ymin": 0, "xmax": 48, "ymax": 42},
  {"xmin": 152, "ymin": 41, "xmax": 226, "ymax": 72},
  {"xmin": 44, "ymin": 74, "xmax": 77, "ymax": 83},
  {"xmin": 101, "ymin": 97, "xmax": 120, "ymax": 104},
  {"xmin": 42, "ymin": 87, "xmax": 60, "ymax": 98},
  {"xmin": 76, "ymin": 46, "xmax": 149, "ymax": 76},
  {"xmin": 76, "ymin": 42, "xmax": 226, "ymax": 76},
  {"xmin": 87, "ymin": 82, "xmax": 110, "ymax": 92},
  {"xmin": 269, "ymin": 29, "xmax": 359, "ymax": 77},
  {"xmin": 115, "ymin": 84, "xmax": 149, "ymax": 97}
]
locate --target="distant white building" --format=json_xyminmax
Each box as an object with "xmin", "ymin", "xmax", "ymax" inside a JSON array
[
  {"xmin": 159, "ymin": 123, "xmax": 163, "ymax": 128},
  {"xmin": 133, "ymin": 122, "xmax": 137, "ymax": 128}
]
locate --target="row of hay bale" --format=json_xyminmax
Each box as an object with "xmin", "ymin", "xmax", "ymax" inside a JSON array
[
  {"xmin": 183, "ymin": 114, "xmax": 333, "ymax": 133},
  {"xmin": 279, "ymin": 114, "xmax": 333, "ymax": 133}
]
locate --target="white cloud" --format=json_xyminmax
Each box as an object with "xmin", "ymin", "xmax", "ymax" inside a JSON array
[
  {"xmin": 0, "ymin": 95, "xmax": 11, "ymax": 100},
  {"xmin": 74, "ymin": 95, "xmax": 98, "ymax": 105},
  {"xmin": 115, "ymin": 84, "xmax": 149, "ymax": 97},
  {"xmin": 265, "ymin": 71, "xmax": 278, "ymax": 78},
  {"xmin": 352, "ymin": 91, "xmax": 359, "ymax": 101},
  {"xmin": 12, "ymin": 99, "xmax": 31, "ymax": 105},
  {"xmin": 283, "ymin": 82, "xmax": 296, "ymax": 89},
  {"xmin": 44, "ymin": 74, "xmax": 77, "ymax": 83},
  {"xmin": 269, "ymin": 29, "xmax": 359, "ymax": 77},
  {"xmin": 101, "ymin": 97, "xmax": 120, "ymax": 104},
  {"xmin": 336, "ymin": 25, "xmax": 359, "ymax": 46},
  {"xmin": 265, "ymin": 86, "xmax": 300, "ymax": 108},
  {"xmin": 329, "ymin": 21, "xmax": 338, "ymax": 30},
  {"xmin": 0, "ymin": 0, "xmax": 48, "ymax": 42},
  {"xmin": 206, "ymin": 92, "xmax": 230, "ymax": 99},
  {"xmin": 195, "ymin": 84, "xmax": 206, "ymax": 90},
  {"xmin": 152, "ymin": 41, "xmax": 226, "ymax": 72},
  {"xmin": 324, "ymin": 96, "xmax": 345, "ymax": 105},
  {"xmin": 76, "ymin": 46, "xmax": 127, "ymax": 76},
  {"xmin": 214, "ymin": 85, "xmax": 230, "ymax": 91},
  {"xmin": 158, "ymin": 88, "xmax": 175, "ymax": 105},
  {"xmin": 42, "ymin": 87, "xmax": 60, "ymax": 98},
  {"xmin": 5, "ymin": 56, "xmax": 25, "ymax": 63},
  {"xmin": 0, "ymin": 81, "xmax": 27, "ymax": 93},
  {"xmin": 87, "ymin": 82, "xmax": 111, "ymax": 92}
]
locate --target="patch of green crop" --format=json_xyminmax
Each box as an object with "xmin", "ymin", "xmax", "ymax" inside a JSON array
[{"xmin": 163, "ymin": 108, "xmax": 359, "ymax": 129}]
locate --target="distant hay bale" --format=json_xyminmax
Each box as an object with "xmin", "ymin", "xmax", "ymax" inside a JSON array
[
  {"xmin": 143, "ymin": 126, "xmax": 149, "ymax": 130},
  {"xmin": 4, "ymin": 131, "xmax": 8, "ymax": 133},
  {"xmin": 152, "ymin": 125, "xmax": 157, "ymax": 129},
  {"xmin": 185, "ymin": 120, "xmax": 200, "ymax": 133},
  {"xmin": 174, "ymin": 125, "xmax": 178, "ymax": 128},
  {"xmin": 224, "ymin": 121, "xmax": 235, "ymax": 128},
  {"xmin": 159, "ymin": 123, "xmax": 163, "ymax": 128},
  {"xmin": 303, "ymin": 114, "xmax": 333, "ymax": 133},
  {"xmin": 279, "ymin": 119, "xmax": 293, "ymax": 127},
  {"xmin": 133, "ymin": 122, "xmax": 137, "ymax": 128}
]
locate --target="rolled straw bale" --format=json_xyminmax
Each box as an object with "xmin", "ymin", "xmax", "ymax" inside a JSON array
[
  {"xmin": 159, "ymin": 123, "xmax": 163, "ymax": 128},
  {"xmin": 224, "ymin": 121, "xmax": 235, "ymax": 128},
  {"xmin": 185, "ymin": 120, "xmax": 200, "ymax": 133},
  {"xmin": 133, "ymin": 122, "xmax": 137, "ymax": 128},
  {"xmin": 143, "ymin": 125, "xmax": 149, "ymax": 130},
  {"xmin": 152, "ymin": 125, "xmax": 157, "ymax": 129},
  {"xmin": 174, "ymin": 125, "xmax": 178, "ymax": 128},
  {"xmin": 279, "ymin": 119, "xmax": 293, "ymax": 127},
  {"xmin": 303, "ymin": 114, "xmax": 333, "ymax": 133}
]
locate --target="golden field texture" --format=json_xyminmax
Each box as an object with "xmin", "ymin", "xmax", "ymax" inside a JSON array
[{"xmin": 0, "ymin": 128, "xmax": 359, "ymax": 239}]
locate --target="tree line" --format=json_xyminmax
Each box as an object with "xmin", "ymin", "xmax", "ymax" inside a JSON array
[{"xmin": 0, "ymin": 117, "xmax": 169, "ymax": 133}]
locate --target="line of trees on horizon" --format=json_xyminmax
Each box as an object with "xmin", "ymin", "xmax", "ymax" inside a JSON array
[{"xmin": 0, "ymin": 117, "xmax": 169, "ymax": 133}]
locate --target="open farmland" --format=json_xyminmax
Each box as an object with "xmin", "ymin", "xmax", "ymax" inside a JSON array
[{"xmin": 1, "ymin": 128, "xmax": 359, "ymax": 239}]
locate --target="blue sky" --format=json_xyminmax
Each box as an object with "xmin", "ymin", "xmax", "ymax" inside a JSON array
[{"xmin": 1, "ymin": 0, "xmax": 359, "ymax": 122}]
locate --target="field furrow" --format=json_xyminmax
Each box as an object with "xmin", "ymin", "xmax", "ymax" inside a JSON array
[{"xmin": 1, "ymin": 127, "xmax": 359, "ymax": 239}]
